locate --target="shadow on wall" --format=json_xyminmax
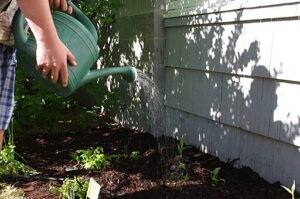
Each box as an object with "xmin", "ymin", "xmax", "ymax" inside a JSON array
[{"xmin": 165, "ymin": 5, "xmax": 300, "ymax": 158}]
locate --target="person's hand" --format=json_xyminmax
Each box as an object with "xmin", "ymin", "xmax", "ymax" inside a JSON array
[
  {"xmin": 35, "ymin": 37, "xmax": 77, "ymax": 87},
  {"xmin": 17, "ymin": 0, "xmax": 77, "ymax": 87},
  {"xmin": 48, "ymin": 0, "xmax": 73, "ymax": 14}
]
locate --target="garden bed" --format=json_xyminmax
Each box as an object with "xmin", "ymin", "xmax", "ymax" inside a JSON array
[{"xmin": 3, "ymin": 118, "xmax": 291, "ymax": 198}]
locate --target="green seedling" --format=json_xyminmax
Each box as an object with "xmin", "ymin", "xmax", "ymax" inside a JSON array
[
  {"xmin": 167, "ymin": 160, "xmax": 190, "ymax": 182},
  {"xmin": 0, "ymin": 145, "xmax": 32, "ymax": 175},
  {"xmin": 281, "ymin": 180, "xmax": 298, "ymax": 199},
  {"xmin": 50, "ymin": 177, "xmax": 89, "ymax": 199},
  {"xmin": 71, "ymin": 147, "xmax": 142, "ymax": 170},
  {"xmin": 177, "ymin": 136, "xmax": 188, "ymax": 157},
  {"xmin": 179, "ymin": 162, "xmax": 190, "ymax": 181},
  {"xmin": 129, "ymin": 151, "xmax": 141, "ymax": 161},
  {"xmin": 210, "ymin": 167, "xmax": 225, "ymax": 186},
  {"xmin": 70, "ymin": 147, "xmax": 111, "ymax": 170},
  {"xmin": 0, "ymin": 183, "xmax": 25, "ymax": 199},
  {"xmin": 0, "ymin": 121, "xmax": 33, "ymax": 175}
]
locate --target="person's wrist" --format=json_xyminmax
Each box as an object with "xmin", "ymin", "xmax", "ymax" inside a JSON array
[{"xmin": 36, "ymin": 35, "xmax": 61, "ymax": 48}]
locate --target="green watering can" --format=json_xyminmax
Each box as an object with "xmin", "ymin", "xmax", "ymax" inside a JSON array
[{"xmin": 13, "ymin": 1, "xmax": 137, "ymax": 96}]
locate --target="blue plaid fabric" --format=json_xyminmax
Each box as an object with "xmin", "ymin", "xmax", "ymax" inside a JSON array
[{"xmin": 0, "ymin": 43, "xmax": 16, "ymax": 130}]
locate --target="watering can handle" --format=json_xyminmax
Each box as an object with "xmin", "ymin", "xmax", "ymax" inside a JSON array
[
  {"xmin": 13, "ymin": 1, "xmax": 98, "ymax": 49},
  {"xmin": 67, "ymin": 1, "xmax": 98, "ymax": 43}
]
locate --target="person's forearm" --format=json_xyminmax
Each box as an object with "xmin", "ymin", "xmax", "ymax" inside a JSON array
[
  {"xmin": 17, "ymin": 0, "xmax": 59, "ymax": 45},
  {"xmin": 17, "ymin": 0, "xmax": 76, "ymax": 87}
]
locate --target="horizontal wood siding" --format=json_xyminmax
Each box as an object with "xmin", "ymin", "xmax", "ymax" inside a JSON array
[
  {"xmin": 166, "ymin": 0, "xmax": 300, "ymax": 18},
  {"xmin": 165, "ymin": 107, "xmax": 300, "ymax": 185},
  {"xmin": 164, "ymin": 0, "xmax": 300, "ymax": 187}
]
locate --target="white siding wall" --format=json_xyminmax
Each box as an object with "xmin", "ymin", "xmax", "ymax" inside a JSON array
[{"xmin": 164, "ymin": 0, "xmax": 300, "ymax": 188}]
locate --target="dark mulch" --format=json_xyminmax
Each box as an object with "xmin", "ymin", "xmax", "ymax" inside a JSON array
[{"xmin": 3, "ymin": 119, "xmax": 291, "ymax": 199}]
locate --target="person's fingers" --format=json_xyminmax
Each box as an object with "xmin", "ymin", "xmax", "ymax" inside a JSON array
[
  {"xmin": 35, "ymin": 63, "xmax": 43, "ymax": 70},
  {"xmin": 67, "ymin": 5, "xmax": 73, "ymax": 14},
  {"xmin": 42, "ymin": 65, "xmax": 51, "ymax": 79},
  {"xmin": 49, "ymin": 0, "xmax": 54, "ymax": 7},
  {"xmin": 51, "ymin": 66, "xmax": 59, "ymax": 84},
  {"xmin": 60, "ymin": 64, "xmax": 68, "ymax": 87},
  {"xmin": 66, "ymin": 49, "xmax": 77, "ymax": 66},
  {"xmin": 36, "ymin": 57, "xmax": 45, "ymax": 70},
  {"xmin": 60, "ymin": 0, "xmax": 68, "ymax": 12},
  {"xmin": 54, "ymin": 0, "xmax": 60, "ymax": 8}
]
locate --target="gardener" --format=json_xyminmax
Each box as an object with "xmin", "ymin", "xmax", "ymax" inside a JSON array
[{"xmin": 0, "ymin": 0, "xmax": 77, "ymax": 150}]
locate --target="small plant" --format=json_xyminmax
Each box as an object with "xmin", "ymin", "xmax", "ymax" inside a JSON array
[
  {"xmin": 177, "ymin": 136, "xmax": 188, "ymax": 157},
  {"xmin": 178, "ymin": 162, "xmax": 190, "ymax": 181},
  {"xmin": 71, "ymin": 147, "xmax": 142, "ymax": 170},
  {"xmin": 210, "ymin": 167, "xmax": 225, "ymax": 186},
  {"xmin": 129, "ymin": 151, "xmax": 141, "ymax": 161},
  {"xmin": 0, "ymin": 121, "xmax": 33, "ymax": 175},
  {"xmin": 281, "ymin": 180, "xmax": 297, "ymax": 199},
  {"xmin": 166, "ymin": 136, "xmax": 191, "ymax": 182},
  {"xmin": 168, "ymin": 162, "xmax": 189, "ymax": 182},
  {"xmin": 50, "ymin": 177, "xmax": 88, "ymax": 199},
  {"xmin": 0, "ymin": 183, "xmax": 25, "ymax": 199},
  {"xmin": 167, "ymin": 158, "xmax": 190, "ymax": 182},
  {"xmin": 0, "ymin": 145, "xmax": 31, "ymax": 175},
  {"xmin": 70, "ymin": 147, "xmax": 111, "ymax": 170}
]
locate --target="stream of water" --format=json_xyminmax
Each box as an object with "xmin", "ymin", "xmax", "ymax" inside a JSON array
[
  {"xmin": 129, "ymin": 69, "xmax": 165, "ymax": 137},
  {"xmin": 130, "ymin": 69, "xmax": 180, "ymax": 179}
]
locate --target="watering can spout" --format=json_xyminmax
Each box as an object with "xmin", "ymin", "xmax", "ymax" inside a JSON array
[{"xmin": 80, "ymin": 66, "xmax": 137, "ymax": 87}]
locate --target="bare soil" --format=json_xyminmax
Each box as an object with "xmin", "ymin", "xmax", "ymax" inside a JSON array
[{"xmin": 3, "ymin": 118, "xmax": 291, "ymax": 199}]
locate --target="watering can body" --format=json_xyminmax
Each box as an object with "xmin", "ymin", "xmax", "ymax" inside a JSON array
[{"xmin": 13, "ymin": 2, "xmax": 136, "ymax": 96}]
